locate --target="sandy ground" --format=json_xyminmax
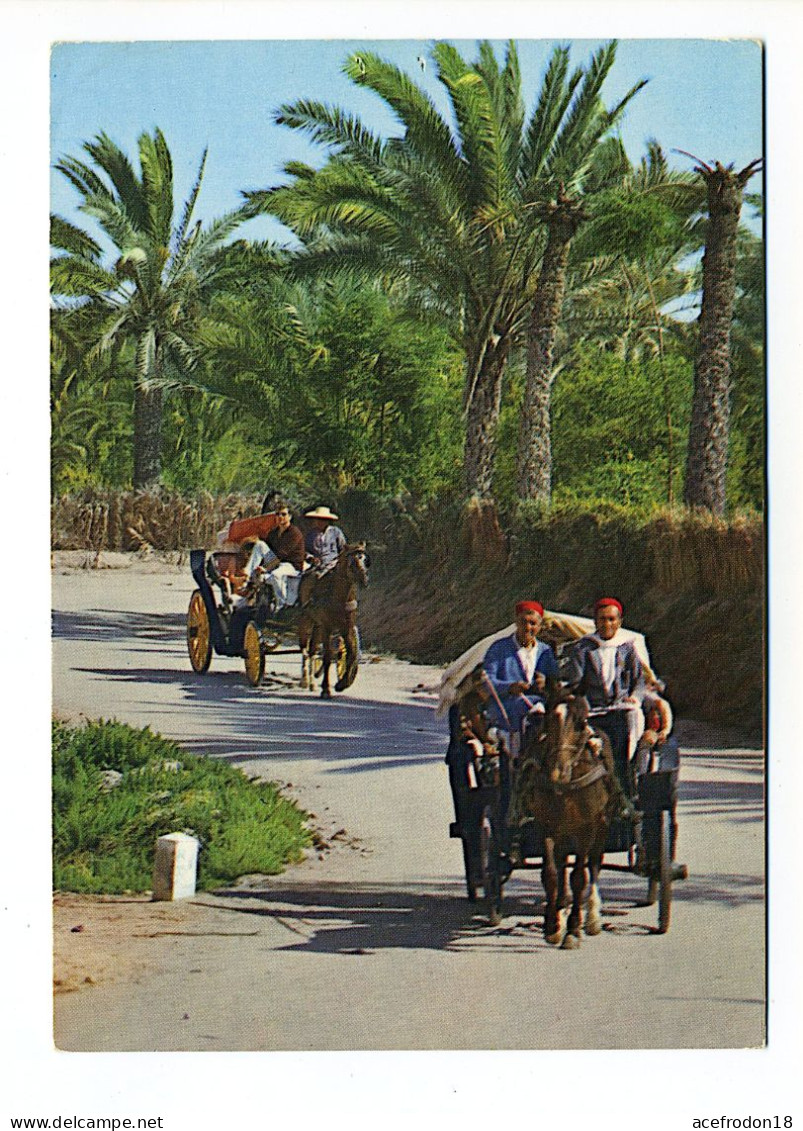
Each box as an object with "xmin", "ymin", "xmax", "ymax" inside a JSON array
[{"xmin": 51, "ymin": 552, "xmax": 765, "ymax": 1051}]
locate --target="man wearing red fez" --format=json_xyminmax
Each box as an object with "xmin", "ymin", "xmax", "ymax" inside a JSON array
[
  {"xmin": 565, "ymin": 596, "xmax": 646, "ymax": 767},
  {"xmin": 481, "ymin": 599, "xmax": 558, "ymax": 749}
]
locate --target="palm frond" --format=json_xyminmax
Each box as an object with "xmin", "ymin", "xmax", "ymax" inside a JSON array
[
  {"xmin": 82, "ymin": 131, "xmax": 147, "ymax": 230},
  {"xmin": 343, "ymin": 51, "xmax": 467, "ymax": 209},
  {"xmin": 173, "ymin": 147, "xmax": 208, "ymax": 253},
  {"xmin": 134, "ymin": 326, "xmax": 158, "ymax": 385},
  {"xmin": 50, "ymin": 255, "xmax": 121, "ymax": 298},
  {"xmin": 50, "ymin": 214, "xmax": 103, "ymax": 260},
  {"xmin": 78, "ymin": 191, "xmax": 143, "ymax": 258},
  {"xmin": 434, "ymin": 42, "xmax": 511, "ymax": 215},
  {"xmin": 522, "ymin": 46, "xmax": 576, "ymax": 182},
  {"xmin": 274, "ymin": 98, "xmax": 386, "ymax": 165},
  {"xmin": 138, "ymin": 128, "xmax": 174, "ymax": 245}
]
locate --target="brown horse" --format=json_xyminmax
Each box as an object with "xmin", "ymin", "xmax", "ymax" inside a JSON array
[
  {"xmin": 512, "ymin": 687, "xmax": 617, "ymax": 948},
  {"xmin": 298, "ymin": 543, "xmax": 370, "ymax": 698}
]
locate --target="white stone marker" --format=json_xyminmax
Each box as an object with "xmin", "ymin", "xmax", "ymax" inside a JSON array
[{"xmin": 152, "ymin": 832, "xmax": 200, "ymax": 901}]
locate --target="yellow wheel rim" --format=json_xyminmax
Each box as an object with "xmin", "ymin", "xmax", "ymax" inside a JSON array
[
  {"xmin": 244, "ymin": 622, "xmax": 264, "ymax": 687},
  {"xmin": 336, "ymin": 637, "xmax": 348, "ymax": 680},
  {"xmin": 187, "ymin": 590, "xmax": 212, "ymax": 672}
]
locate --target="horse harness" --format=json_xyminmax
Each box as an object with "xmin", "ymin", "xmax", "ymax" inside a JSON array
[{"xmin": 526, "ymin": 727, "xmax": 611, "ymax": 796}]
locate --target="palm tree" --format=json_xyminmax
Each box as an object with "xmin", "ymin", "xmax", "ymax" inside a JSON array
[
  {"xmin": 51, "ymin": 130, "xmax": 248, "ymax": 487},
  {"xmin": 556, "ymin": 140, "xmax": 705, "ymax": 503},
  {"xmin": 681, "ymin": 156, "xmax": 763, "ymax": 514},
  {"xmin": 245, "ymin": 42, "xmax": 539, "ymax": 499},
  {"xmin": 514, "ymin": 42, "xmax": 648, "ymax": 503},
  {"xmin": 249, "ymin": 40, "xmax": 651, "ymax": 504}
]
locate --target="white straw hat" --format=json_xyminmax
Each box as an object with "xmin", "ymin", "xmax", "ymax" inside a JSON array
[{"xmin": 304, "ymin": 506, "xmax": 339, "ymax": 521}]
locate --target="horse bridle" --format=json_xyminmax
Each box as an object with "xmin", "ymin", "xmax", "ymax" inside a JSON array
[{"xmin": 531, "ymin": 760, "xmax": 609, "ymax": 795}]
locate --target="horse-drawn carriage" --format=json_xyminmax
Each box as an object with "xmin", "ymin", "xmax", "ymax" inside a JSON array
[
  {"xmin": 441, "ymin": 611, "xmax": 687, "ymax": 941},
  {"xmin": 185, "ymin": 512, "xmax": 370, "ymax": 695}
]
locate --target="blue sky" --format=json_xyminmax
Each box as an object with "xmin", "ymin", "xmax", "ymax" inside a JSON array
[{"xmin": 50, "ymin": 38, "xmax": 763, "ymax": 248}]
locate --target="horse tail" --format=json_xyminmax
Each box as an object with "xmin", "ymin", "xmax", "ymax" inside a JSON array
[{"xmin": 334, "ymin": 624, "xmax": 360, "ymax": 692}]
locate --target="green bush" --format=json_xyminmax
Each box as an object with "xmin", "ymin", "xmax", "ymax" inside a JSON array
[{"xmin": 52, "ymin": 719, "xmax": 312, "ymax": 894}]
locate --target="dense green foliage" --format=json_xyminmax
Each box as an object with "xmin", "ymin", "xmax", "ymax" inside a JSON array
[
  {"xmin": 52, "ymin": 719, "xmax": 311, "ymax": 893},
  {"xmin": 50, "ymin": 41, "xmax": 764, "ymax": 516}
]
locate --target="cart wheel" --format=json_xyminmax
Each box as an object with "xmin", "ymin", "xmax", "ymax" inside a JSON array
[
  {"xmin": 311, "ymin": 637, "xmax": 348, "ymax": 680},
  {"xmin": 462, "ymin": 837, "xmax": 479, "ymax": 902},
  {"xmin": 243, "ymin": 622, "xmax": 265, "ymax": 687},
  {"xmin": 479, "ymin": 805, "xmax": 503, "ymax": 926},
  {"xmin": 336, "ymin": 635, "xmax": 348, "ymax": 682},
  {"xmin": 187, "ymin": 590, "xmax": 212, "ymax": 673},
  {"xmin": 657, "ymin": 809, "xmax": 673, "ymax": 934}
]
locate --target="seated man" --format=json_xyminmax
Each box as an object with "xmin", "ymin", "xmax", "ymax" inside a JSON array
[
  {"xmin": 563, "ymin": 596, "xmax": 646, "ymax": 759},
  {"xmin": 562, "ymin": 596, "xmax": 652, "ymax": 826},
  {"xmin": 482, "ymin": 599, "xmax": 558, "ymax": 756},
  {"xmin": 244, "ymin": 502, "xmax": 306, "ymax": 611},
  {"xmin": 304, "ymin": 505, "xmax": 347, "ymax": 571}
]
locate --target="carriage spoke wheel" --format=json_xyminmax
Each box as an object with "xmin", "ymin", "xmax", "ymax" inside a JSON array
[
  {"xmin": 243, "ymin": 621, "xmax": 265, "ymax": 687},
  {"xmin": 186, "ymin": 590, "xmax": 212, "ymax": 673},
  {"xmin": 463, "ymin": 837, "xmax": 479, "ymax": 902},
  {"xmin": 336, "ymin": 635, "xmax": 348, "ymax": 682},
  {"xmin": 479, "ymin": 804, "xmax": 503, "ymax": 926},
  {"xmin": 657, "ymin": 809, "xmax": 673, "ymax": 933}
]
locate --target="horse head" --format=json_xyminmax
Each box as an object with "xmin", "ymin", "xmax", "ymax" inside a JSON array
[
  {"xmin": 542, "ymin": 687, "xmax": 591, "ymax": 786},
  {"xmin": 343, "ymin": 542, "xmax": 370, "ymax": 588}
]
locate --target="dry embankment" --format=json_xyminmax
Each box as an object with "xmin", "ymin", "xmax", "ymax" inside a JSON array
[{"xmin": 353, "ymin": 500, "xmax": 764, "ymax": 735}]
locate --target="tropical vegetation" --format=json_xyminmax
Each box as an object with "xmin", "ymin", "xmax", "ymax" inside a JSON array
[{"xmin": 50, "ymin": 40, "xmax": 764, "ymax": 518}]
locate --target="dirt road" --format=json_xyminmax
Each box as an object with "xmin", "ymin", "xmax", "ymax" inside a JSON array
[{"xmin": 51, "ymin": 554, "xmax": 764, "ymax": 1051}]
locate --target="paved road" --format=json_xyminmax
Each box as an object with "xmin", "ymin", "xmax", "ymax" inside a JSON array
[{"xmin": 51, "ymin": 556, "xmax": 765, "ymax": 1051}]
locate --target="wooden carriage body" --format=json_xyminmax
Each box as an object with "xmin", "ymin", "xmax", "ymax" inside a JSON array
[{"xmin": 443, "ymin": 611, "xmax": 684, "ymax": 932}]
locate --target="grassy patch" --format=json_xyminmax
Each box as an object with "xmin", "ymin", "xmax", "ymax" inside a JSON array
[{"xmin": 53, "ymin": 719, "xmax": 312, "ymax": 894}]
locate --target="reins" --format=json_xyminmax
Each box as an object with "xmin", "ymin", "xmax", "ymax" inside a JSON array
[{"xmin": 531, "ymin": 760, "xmax": 609, "ymax": 795}]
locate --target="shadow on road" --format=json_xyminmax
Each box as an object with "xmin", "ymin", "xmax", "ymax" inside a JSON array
[
  {"xmin": 114, "ymin": 671, "xmax": 446, "ymax": 768},
  {"xmin": 53, "ymin": 608, "xmax": 185, "ymax": 644},
  {"xmin": 204, "ymin": 857, "xmax": 763, "ymax": 957},
  {"xmin": 210, "ymin": 879, "xmax": 561, "ymax": 955}
]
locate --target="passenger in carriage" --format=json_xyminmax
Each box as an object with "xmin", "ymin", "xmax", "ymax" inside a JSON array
[
  {"xmin": 564, "ymin": 597, "xmax": 647, "ymax": 756},
  {"xmin": 244, "ymin": 502, "xmax": 306, "ymax": 611},
  {"xmin": 481, "ymin": 599, "xmax": 559, "ymax": 755},
  {"xmin": 632, "ymin": 690, "xmax": 677, "ymax": 777},
  {"xmin": 564, "ymin": 596, "xmax": 648, "ymax": 822},
  {"xmin": 303, "ymin": 506, "xmax": 347, "ymax": 572}
]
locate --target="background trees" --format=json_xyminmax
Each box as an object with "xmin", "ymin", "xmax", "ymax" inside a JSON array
[
  {"xmin": 682, "ymin": 158, "xmax": 763, "ymax": 515},
  {"xmin": 50, "ymin": 43, "xmax": 764, "ymax": 519},
  {"xmin": 51, "ymin": 130, "xmax": 249, "ymax": 487}
]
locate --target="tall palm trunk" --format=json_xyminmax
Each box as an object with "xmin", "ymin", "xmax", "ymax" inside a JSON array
[
  {"xmin": 133, "ymin": 383, "xmax": 163, "ymax": 488},
  {"xmin": 516, "ymin": 198, "xmax": 581, "ymax": 503},
  {"xmin": 463, "ymin": 332, "xmax": 511, "ymax": 499},
  {"xmin": 684, "ymin": 159, "xmax": 761, "ymax": 514}
]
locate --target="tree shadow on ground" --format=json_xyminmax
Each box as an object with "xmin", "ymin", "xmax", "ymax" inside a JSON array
[
  {"xmin": 204, "ymin": 857, "xmax": 763, "ymax": 957},
  {"xmin": 53, "ymin": 608, "xmax": 185, "ymax": 644}
]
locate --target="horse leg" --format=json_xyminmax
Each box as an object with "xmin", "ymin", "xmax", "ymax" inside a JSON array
[
  {"xmin": 542, "ymin": 838, "xmax": 564, "ymax": 946},
  {"xmin": 562, "ymin": 852, "xmax": 588, "ymax": 949},
  {"xmin": 584, "ymin": 845, "xmax": 604, "ymax": 936},
  {"xmin": 557, "ymin": 857, "xmax": 570, "ymax": 914},
  {"xmin": 320, "ymin": 632, "xmax": 332, "ymax": 698},
  {"xmin": 299, "ymin": 618, "xmax": 311, "ymax": 689}
]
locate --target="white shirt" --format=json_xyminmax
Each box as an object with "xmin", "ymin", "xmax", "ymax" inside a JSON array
[
  {"xmin": 516, "ymin": 641, "xmax": 538, "ymax": 683},
  {"xmin": 591, "ymin": 629, "xmax": 627, "ymax": 691}
]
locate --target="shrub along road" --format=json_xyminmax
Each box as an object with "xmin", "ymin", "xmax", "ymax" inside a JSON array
[{"xmin": 51, "ymin": 553, "xmax": 764, "ymax": 1051}]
